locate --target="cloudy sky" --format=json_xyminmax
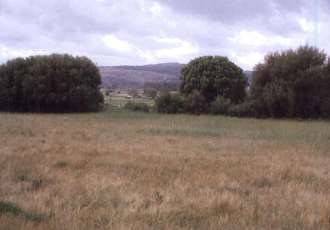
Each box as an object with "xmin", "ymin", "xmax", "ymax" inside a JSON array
[{"xmin": 0, "ymin": 0, "xmax": 329, "ymax": 70}]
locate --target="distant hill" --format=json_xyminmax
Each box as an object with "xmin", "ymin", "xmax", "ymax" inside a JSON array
[
  {"xmin": 113, "ymin": 63, "xmax": 183, "ymax": 77},
  {"xmin": 99, "ymin": 63, "xmax": 183, "ymax": 89},
  {"xmin": 99, "ymin": 63, "xmax": 253, "ymax": 89}
]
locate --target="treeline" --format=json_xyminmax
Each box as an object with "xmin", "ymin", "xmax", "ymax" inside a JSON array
[
  {"xmin": 0, "ymin": 54, "xmax": 104, "ymax": 112},
  {"xmin": 155, "ymin": 46, "xmax": 330, "ymax": 119}
]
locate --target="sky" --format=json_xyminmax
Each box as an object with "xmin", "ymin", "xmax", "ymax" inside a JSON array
[{"xmin": 0, "ymin": 0, "xmax": 329, "ymax": 70}]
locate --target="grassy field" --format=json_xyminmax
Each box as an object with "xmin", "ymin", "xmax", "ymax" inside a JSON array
[
  {"xmin": 104, "ymin": 95, "xmax": 154, "ymax": 108},
  {"xmin": 1, "ymin": 110, "xmax": 330, "ymax": 229}
]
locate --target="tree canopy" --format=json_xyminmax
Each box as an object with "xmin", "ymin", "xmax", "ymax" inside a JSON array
[
  {"xmin": 250, "ymin": 45, "xmax": 330, "ymax": 118},
  {"xmin": 0, "ymin": 54, "xmax": 104, "ymax": 112},
  {"xmin": 180, "ymin": 56, "xmax": 247, "ymax": 105}
]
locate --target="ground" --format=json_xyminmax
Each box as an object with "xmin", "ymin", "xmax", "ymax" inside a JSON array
[{"xmin": 1, "ymin": 110, "xmax": 330, "ymax": 229}]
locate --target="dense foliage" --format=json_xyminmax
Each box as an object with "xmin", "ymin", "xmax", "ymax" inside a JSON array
[
  {"xmin": 155, "ymin": 93, "xmax": 184, "ymax": 114},
  {"xmin": 124, "ymin": 101, "xmax": 150, "ymax": 112},
  {"xmin": 180, "ymin": 56, "xmax": 247, "ymax": 107},
  {"xmin": 250, "ymin": 46, "xmax": 330, "ymax": 118},
  {"xmin": 183, "ymin": 90, "xmax": 208, "ymax": 115},
  {"xmin": 0, "ymin": 54, "xmax": 104, "ymax": 112},
  {"xmin": 210, "ymin": 96, "xmax": 232, "ymax": 115}
]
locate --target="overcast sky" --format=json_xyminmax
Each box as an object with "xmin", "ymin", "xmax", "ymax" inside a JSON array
[{"xmin": 0, "ymin": 0, "xmax": 329, "ymax": 70}]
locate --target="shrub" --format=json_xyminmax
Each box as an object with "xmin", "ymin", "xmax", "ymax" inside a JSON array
[
  {"xmin": 0, "ymin": 54, "xmax": 104, "ymax": 112},
  {"xmin": 210, "ymin": 96, "xmax": 232, "ymax": 115},
  {"xmin": 124, "ymin": 102, "xmax": 150, "ymax": 112},
  {"xmin": 155, "ymin": 93, "xmax": 184, "ymax": 114},
  {"xmin": 228, "ymin": 101, "xmax": 256, "ymax": 117},
  {"xmin": 183, "ymin": 90, "xmax": 208, "ymax": 115}
]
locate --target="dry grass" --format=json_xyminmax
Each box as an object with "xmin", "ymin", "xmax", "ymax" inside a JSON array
[{"xmin": 1, "ymin": 110, "xmax": 330, "ymax": 229}]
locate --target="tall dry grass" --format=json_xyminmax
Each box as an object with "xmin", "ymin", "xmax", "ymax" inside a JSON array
[{"xmin": 0, "ymin": 111, "xmax": 330, "ymax": 229}]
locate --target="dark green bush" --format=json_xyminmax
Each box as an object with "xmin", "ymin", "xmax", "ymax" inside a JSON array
[
  {"xmin": 250, "ymin": 46, "xmax": 330, "ymax": 118},
  {"xmin": 156, "ymin": 93, "xmax": 184, "ymax": 114},
  {"xmin": 0, "ymin": 54, "xmax": 104, "ymax": 112},
  {"xmin": 124, "ymin": 101, "xmax": 150, "ymax": 112},
  {"xmin": 183, "ymin": 90, "xmax": 208, "ymax": 115},
  {"xmin": 228, "ymin": 101, "xmax": 256, "ymax": 117},
  {"xmin": 210, "ymin": 96, "xmax": 232, "ymax": 115}
]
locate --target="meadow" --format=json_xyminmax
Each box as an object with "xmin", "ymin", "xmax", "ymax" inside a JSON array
[{"xmin": 1, "ymin": 109, "xmax": 330, "ymax": 229}]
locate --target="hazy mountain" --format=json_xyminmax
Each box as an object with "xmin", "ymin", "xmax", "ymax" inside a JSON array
[
  {"xmin": 99, "ymin": 63, "xmax": 253, "ymax": 89},
  {"xmin": 99, "ymin": 63, "xmax": 183, "ymax": 89},
  {"xmin": 112, "ymin": 63, "xmax": 183, "ymax": 77}
]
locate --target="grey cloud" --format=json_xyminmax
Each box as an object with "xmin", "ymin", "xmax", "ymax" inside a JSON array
[
  {"xmin": 156, "ymin": 0, "xmax": 327, "ymax": 35},
  {"xmin": 0, "ymin": 0, "xmax": 329, "ymax": 69}
]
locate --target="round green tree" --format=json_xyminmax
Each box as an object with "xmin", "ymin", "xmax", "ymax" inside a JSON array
[
  {"xmin": 180, "ymin": 56, "xmax": 247, "ymax": 106},
  {"xmin": 0, "ymin": 54, "xmax": 104, "ymax": 112}
]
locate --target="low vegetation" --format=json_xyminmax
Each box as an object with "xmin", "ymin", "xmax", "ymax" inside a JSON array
[
  {"xmin": 155, "ymin": 93, "xmax": 184, "ymax": 114},
  {"xmin": 124, "ymin": 101, "xmax": 151, "ymax": 112},
  {"xmin": 1, "ymin": 110, "xmax": 330, "ymax": 229}
]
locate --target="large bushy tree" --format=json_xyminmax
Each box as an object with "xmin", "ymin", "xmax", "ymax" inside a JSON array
[
  {"xmin": 0, "ymin": 54, "xmax": 104, "ymax": 112},
  {"xmin": 180, "ymin": 56, "xmax": 247, "ymax": 107},
  {"xmin": 250, "ymin": 46, "xmax": 330, "ymax": 118}
]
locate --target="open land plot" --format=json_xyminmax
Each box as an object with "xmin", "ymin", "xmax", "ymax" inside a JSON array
[{"xmin": 1, "ymin": 110, "xmax": 330, "ymax": 229}]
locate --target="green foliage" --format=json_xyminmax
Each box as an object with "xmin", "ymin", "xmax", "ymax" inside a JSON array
[
  {"xmin": 124, "ymin": 101, "xmax": 150, "ymax": 112},
  {"xmin": 183, "ymin": 90, "xmax": 208, "ymax": 115},
  {"xmin": 228, "ymin": 101, "xmax": 256, "ymax": 117},
  {"xmin": 210, "ymin": 96, "xmax": 231, "ymax": 115},
  {"xmin": 0, "ymin": 54, "xmax": 104, "ymax": 112},
  {"xmin": 156, "ymin": 93, "xmax": 184, "ymax": 114},
  {"xmin": 180, "ymin": 56, "xmax": 247, "ymax": 104},
  {"xmin": 250, "ymin": 46, "xmax": 330, "ymax": 118}
]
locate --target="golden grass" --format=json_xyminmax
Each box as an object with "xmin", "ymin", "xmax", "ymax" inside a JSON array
[{"xmin": 1, "ymin": 110, "xmax": 330, "ymax": 229}]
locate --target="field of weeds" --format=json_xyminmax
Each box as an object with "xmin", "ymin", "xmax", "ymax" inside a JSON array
[{"xmin": 1, "ymin": 110, "xmax": 330, "ymax": 229}]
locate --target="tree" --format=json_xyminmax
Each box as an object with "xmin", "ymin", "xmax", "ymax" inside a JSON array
[
  {"xmin": 0, "ymin": 54, "xmax": 104, "ymax": 112},
  {"xmin": 250, "ymin": 45, "xmax": 330, "ymax": 118},
  {"xmin": 180, "ymin": 56, "xmax": 247, "ymax": 106}
]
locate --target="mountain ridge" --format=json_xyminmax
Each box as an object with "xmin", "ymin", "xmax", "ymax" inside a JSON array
[{"xmin": 99, "ymin": 63, "xmax": 253, "ymax": 89}]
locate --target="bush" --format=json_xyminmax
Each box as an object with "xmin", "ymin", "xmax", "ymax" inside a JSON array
[
  {"xmin": 155, "ymin": 93, "xmax": 184, "ymax": 114},
  {"xmin": 0, "ymin": 54, "xmax": 104, "ymax": 112},
  {"xmin": 250, "ymin": 45, "xmax": 330, "ymax": 118},
  {"xmin": 210, "ymin": 96, "xmax": 231, "ymax": 115},
  {"xmin": 183, "ymin": 90, "xmax": 208, "ymax": 115},
  {"xmin": 124, "ymin": 102, "xmax": 150, "ymax": 112},
  {"xmin": 228, "ymin": 101, "xmax": 256, "ymax": 117}
]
